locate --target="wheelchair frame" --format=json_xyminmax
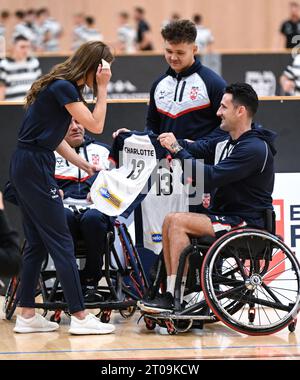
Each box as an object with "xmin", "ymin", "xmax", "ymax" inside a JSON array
[
  {"xmin": 4, "ymin": 220, "xmax": 149, "ymax": 324},
  {"xmin": 142, "ymin": 221, "xmax": 300, "ymax": 336}
]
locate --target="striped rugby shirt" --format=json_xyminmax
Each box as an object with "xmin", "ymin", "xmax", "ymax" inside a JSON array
[{"xmin": 0, "ymin": 56, "xmax": 41, "ymax": 101}]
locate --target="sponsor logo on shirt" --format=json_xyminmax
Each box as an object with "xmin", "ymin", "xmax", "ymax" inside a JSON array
[
  {"xmin": 49, "ymin": 187, "xmax": 59, "ymax": 199},
  {"xmin": 190, "ymin": 86, "xmax": 199, "ymax": 101},
  {"xmin": 151, "ymin": 233, "xmax": 162, "ymax": 243},
  {"xmin": 92, "ymin": 154, "xmax": 100, "ymax": 165},
  {"xmin": 56, "ymin": 157, "xmax": 65, "ymax": 168},
  {"xmin": 98, "ymin": 186, "xmax": 122, "ymax": 209}
]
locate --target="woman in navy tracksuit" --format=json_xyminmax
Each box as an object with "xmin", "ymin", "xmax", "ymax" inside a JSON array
[{"xmin": 10, "ymin": 41, "xmax": 115, "ymax": 335}]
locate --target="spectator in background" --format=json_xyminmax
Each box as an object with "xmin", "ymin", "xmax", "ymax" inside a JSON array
[
  {"xmin": 72, "ymin": 12, "xmax": 86, "ymax": 50},
  {"xmin": 280, "ymin": 2, "xmax": 300, "ymax": 49},
  {"xmin": 116, "ymin": 11, "xmax": 136, "ymax": 53},
  {"xmin": 162, "ymin": 12, "xmax": 181, "ymax": 28},
  {"xmin": 13, "ymin": 10, "xmax": 37, "ymax": 47},
  {"xmin": 0, "ymin": 191, "xmax": 21, "ymax": 278},
  {"xmin": 193, "ymin": 14, "xmax": 214, "ymax": 55},
  {"xmin": 133, "ymin": 7, "xmax": 153, "ymax": 51},
  {"xmin": 0, "ymin": 10, "xmax": 10, "ymax": 39},
  {"xmin": 0, "ymin": 35, "xmax": 41, "ymax": 101},
  {"xmin": 82, "ymin": 16, "xmax": 103, "ymax": 43},
  {"xmin": 280, "ymin": 54, "xmax": 300, "ymax": 95},
  {"xmin": 35, "ymin": 8, "xmax": 62, "ymax": 52}
]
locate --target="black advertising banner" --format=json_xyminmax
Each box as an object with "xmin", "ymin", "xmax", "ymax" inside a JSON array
[
  {"xmin": 220, "ymin": 53, "xmax": 293, "ymax": 96},
  {"xmin": 39, "ymin": 55, "xmax": 166, "ymax": 99},
  {"xmin": 39, "ymin": 53, "xmax": 294, "ymax": 97}
]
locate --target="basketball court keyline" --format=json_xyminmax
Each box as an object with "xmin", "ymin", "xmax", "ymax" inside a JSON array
[{"xmin": 0, "ymin": 342, "xmax": 300, "ymax": 357}]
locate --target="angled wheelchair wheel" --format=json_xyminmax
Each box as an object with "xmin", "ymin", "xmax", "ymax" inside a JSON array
[
  {"xmin": 201, "ymin": 229, "xmax": 300, "ymax": 335},
  {"xmin": 117, "ymin": 223, "xmax": 148, "ymax": 299},
  {"xmin": 4, "ymin": 276, "xmax": 20, "ymax": 320}
]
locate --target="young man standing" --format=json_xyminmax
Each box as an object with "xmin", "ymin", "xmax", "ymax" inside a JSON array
[{"xmin": 146, "ymin": 19, "xmax": 226, "ymax": 142}]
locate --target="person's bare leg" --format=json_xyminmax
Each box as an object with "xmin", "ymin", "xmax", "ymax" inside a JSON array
[
  {"xmin": 21, "ymin": 307, "xmax": 35, "ymax": 318},
  {"xmin": 168, "ymin": 213, "xmax": 215, "ymax": 275},
  {"xmin": 162, "ymin": 213, "xmax": 176, "ymax": 276}
]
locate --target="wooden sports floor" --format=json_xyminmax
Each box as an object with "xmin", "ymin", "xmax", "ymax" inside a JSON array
[{"xmin": 0, "ymin": 297, "xmax": 299, "ymax": 360}]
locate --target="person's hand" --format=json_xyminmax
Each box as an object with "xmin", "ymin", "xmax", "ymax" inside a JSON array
[
  {"xmin": 86, "ymin": 164, "xmax": 102, "ymax": 177},
  {"xmin": 86, "ymin": 192, "xmax": 93, "ymax": 204},
  {"xmin": 282, "ymin": 78, "xmax": 295, "ymax": 94},
  {"xmin": 58, "ymin": 189, "xmax": 64, "ymax": 199},
  {"xmin": 0, "ymin": 191, "xmax": 4, "ymax": 210},
  {"xmin": 158, "ymin": 132, "xmax": 178, "ymax": 152},
  {"xmin": 96, "ymin": 61, "xmax": 112, "ymax": 88},
  {"xmin": 112, "ymin": 128, "xmax": 130, "ymax": 139}
]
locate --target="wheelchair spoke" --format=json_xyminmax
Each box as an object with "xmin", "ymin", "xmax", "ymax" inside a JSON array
[
  {"xmin": 261, "ymin": 286, "xmax": 296, "ymax": 303},
  {"xmin": 257, "ymin": 286, "xmax": 283, "ymax": 321}
]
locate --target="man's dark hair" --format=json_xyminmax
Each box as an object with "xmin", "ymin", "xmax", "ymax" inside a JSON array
[
  {"xmin": 85, "ymin": 16, "xmax": 95, "ymax": 26},
  {"xmin": 193, "ymin": 14, "xmax": 202, "ymax": 24},
  {"xmin": 13, "ymin": 34, "xmax": 29, "ymax": 44},
  {"xmin": 134, "ymin": 7, "xmax": 145, "ymax": 15},
  {"xmin": 120, "ymin": 11, "xmax": 129, "ymax": 19},
  {"xmin": 15, "ymin": 10, "xmax": 25, "ymax": 19},
  {"xmin": 225, "ymin": 83, "xmax": 259, "ymax": 117},
  {"xmin": 1, "ymin": 10, "xmax": 10, "ymax": 19},
  {"xmin": 161, "ymin": 19, "xmax": 197, "ymax": 44}
]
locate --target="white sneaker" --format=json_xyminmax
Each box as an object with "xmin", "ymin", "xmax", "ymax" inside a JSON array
[
  {"xmin": 13, "ymin": 314, "xmax": 59, "ymax": 333},
  {"xmin": 68, "ymin": 313, "xmax": 115, "ymax": 335}
]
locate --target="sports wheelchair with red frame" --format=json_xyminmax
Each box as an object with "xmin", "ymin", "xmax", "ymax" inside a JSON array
[
  {"xmin": 4, "ymin": 220, "xmax": 149, "ymax": 324},
  {"xmin": 141, "ymin": 210, "xmax": 300, "ymax": 335}
]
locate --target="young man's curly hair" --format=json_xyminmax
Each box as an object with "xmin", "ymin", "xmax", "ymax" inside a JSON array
[{"xmin": 161, "ymin": 19, "xmax": 197, "ymax": 44}]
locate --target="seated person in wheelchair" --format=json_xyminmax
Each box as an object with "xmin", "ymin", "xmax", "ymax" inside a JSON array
[
  {"xmin": 140, "ymin": 82, "xmax": 277, "ymax": 312},
  {"xmin": 55, "ymin": 118, "xmax": 111, "ymax": 302}
]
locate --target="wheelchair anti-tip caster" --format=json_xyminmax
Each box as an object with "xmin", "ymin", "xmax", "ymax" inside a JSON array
[
  {"xmin": 99, "ymin": 309, "xmax": 112, "ymax": 323},
  {"xmin": 50, "ymin": 310, "xmax": 62, "ymax": 324},
  {"xmin": 288, "ymin": 319, "xmax": 297, "ymax": 333},
  {"xmin": 144, "ymin": 316, "xmax": 156, "ymax": 330}
]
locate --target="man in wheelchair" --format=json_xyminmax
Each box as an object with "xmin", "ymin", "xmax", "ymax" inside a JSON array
[
  {"xmin": 55, "ymin": 119, "xmax": 112, "ymax": 303},
  {"xmin": 139, "ymin": 82, "xmax": 277, "ymax": 313}
]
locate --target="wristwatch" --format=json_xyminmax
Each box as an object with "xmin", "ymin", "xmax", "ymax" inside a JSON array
[{"xmin": 170, "ymin": 141, "xmax": 183, "ymax": 154}]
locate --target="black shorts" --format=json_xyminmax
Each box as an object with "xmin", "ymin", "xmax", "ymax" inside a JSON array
[{"xmin": 206, "ymin": 214, "xmax": 247, "ymax": 238}]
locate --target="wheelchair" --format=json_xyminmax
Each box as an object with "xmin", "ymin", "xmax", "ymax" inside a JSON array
[
  {"xmin": 141, "ymin": 210, "xmax": 300, "ymax": 336},
  {"xmin": 4, "ymin": 219, "xmax": 149, "ymax": 324}
]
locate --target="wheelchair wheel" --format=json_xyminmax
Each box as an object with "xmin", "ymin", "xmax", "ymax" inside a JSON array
[
  {"xmin": 4, "ymin": 276, "xmax": 20, "ymax": 320},
  {"xmin": 201, "ymin": 229, "xmax": 300, "ymax": 335}
]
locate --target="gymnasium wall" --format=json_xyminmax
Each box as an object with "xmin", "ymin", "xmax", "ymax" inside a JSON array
[{"xmin": 0, "ymin": 0, "xmax": 296, "ymax": 51}]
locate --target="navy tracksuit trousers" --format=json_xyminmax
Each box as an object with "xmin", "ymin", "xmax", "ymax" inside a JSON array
[
  {"xmin": 64, "ymin": 208, "xmax": 110, "ymax": 285},
  {"xmin": 10, "ymin": 146, "xmax": 85, "ymax": 313}
]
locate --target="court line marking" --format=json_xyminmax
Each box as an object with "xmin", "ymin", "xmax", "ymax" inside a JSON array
[{"xmin": 0, "ymin": 343, "xmax": 300, "ymax": 356}]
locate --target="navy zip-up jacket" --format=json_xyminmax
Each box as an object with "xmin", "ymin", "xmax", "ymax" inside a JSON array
[
  {"xmin": 146, "ymin": 57, "xmax": 227, "ymax": 141},
  {"xmin": 54, "ymin": 135, "xmax": 110, "ymax": 200},
  {"xmin": 175, "ymin": 125, "xmax": 277, "ymax": 227}
]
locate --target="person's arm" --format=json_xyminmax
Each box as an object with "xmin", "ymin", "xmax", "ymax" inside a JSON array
[
  {"xmin": 65, "ymin": 63, "xmax": 111, "ymax": 134},
  {"xmin": 56, "ymin": 139, "xmax": 100, "ymax": 176},
  {"xmin": 158, "ymin": 132, "xmax": 217, "ymax": 160},
  {"xmin": 145, "ymin": 81, "xmax": 161, "ymax": 134},
  {"xmin": 0, "ymin": 66, "xmax": 6, "ymax": 101},
  {"xmin": 139, "ymin": 30, "xmax": 152, "ymax": 50},
  {"xmin": 280, "ymin": 73, "xmax": 295, "ymax": 94},
  {"xmin": 0, "ymin": 192, "xmax": 21, "ymax": 277},
  {"xmin": 0, "ymin": 84, "xmax": 5, "ymax": 101},
  {"xmin": 174, "ymin": 140, "xmax": 267, "ymax": 191}
]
